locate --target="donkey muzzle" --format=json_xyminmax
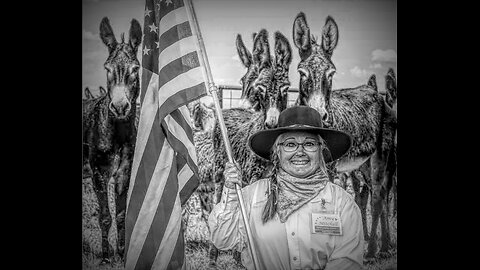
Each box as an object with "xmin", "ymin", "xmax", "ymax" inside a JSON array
[
  {"xmin": 265, "ymin": 107, "xmax": 280, "ymax": 129},
  {"xmin": 109, "ymin": 86, "xmax": 132, "ymax": 119}
]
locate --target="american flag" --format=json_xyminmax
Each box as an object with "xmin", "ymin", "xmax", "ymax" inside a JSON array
[{"xmin": 125, "ymin": 0, "xmax": 208, "ymax": 269}]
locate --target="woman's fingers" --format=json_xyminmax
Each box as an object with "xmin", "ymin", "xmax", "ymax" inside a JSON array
[{"xmin": 224, "ymin": 162, "xmax": 242, "ymax": 189}]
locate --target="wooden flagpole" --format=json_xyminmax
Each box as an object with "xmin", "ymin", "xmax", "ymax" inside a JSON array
[{"xmin": 185, "ymin": 0, "xmax": 261, "ymax": 269}]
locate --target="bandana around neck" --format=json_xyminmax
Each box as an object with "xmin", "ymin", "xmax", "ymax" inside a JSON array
[{"xmin": 276, "ymin": 168, "xmax": 329, "ymax": 223}]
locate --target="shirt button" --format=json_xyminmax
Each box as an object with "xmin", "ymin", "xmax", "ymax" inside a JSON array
[
  {"xmin": 293, "ymin": 256, "xmax": 297, "ymax": 261},
  {"xmin": 291, "ymin": 232, "xmax": 295, "ymax": 236}
]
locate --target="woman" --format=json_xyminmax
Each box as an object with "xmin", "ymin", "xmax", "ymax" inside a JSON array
[{"xmin": 208, "ymin": 106, "xmax": 364, "ymax": 270}]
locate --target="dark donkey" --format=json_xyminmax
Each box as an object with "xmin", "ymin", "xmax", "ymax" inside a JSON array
[
  {"xmin": 83, "ymin": 17, "xmax": 142, "ymax": 264},
  {"xmin": 195, "ymin": 29, "xmax": 292, "ymax": 266},
  {"xmin": 292, "ymin": 12, "xmax": 397, "ymax": 259}
]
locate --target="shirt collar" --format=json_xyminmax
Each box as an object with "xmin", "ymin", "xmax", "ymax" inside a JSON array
[{"xmin": 310, "ymin": 182, "xmax": 333, "ymax": 203}]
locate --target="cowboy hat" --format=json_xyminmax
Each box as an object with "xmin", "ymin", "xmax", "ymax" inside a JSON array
[{"xmin": 248, "ymin": 106, "xmax": 352, "ymax": 162}]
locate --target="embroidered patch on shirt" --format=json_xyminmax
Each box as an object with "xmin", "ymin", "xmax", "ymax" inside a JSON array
[{"xmin": 311, "ymin": 212, "xmax": 342, "ymax": 235}]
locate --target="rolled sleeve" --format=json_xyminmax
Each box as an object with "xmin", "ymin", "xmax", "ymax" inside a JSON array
[
  {"xmin": 326, "ymin": 195, "xmax": 364, "ymax": 270},
  {"xmin": 207, "ymin": 186, "xmax": 248, "ymax": 252}
]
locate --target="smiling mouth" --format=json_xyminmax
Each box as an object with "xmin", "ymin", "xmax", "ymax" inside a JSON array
[{"xmin": 291, "ymin": 160, "xmax": 309, "ymax": 165}]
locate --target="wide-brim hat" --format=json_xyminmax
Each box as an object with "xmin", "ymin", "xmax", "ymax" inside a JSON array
[{"xmin": 248, "ymin": 106, "xmax": 352, "ymax": 162}]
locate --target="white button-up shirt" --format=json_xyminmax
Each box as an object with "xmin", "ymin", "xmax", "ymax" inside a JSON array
[{"xmin": 208, "ymin": 179, "xmax": 364, "ymax": 270}]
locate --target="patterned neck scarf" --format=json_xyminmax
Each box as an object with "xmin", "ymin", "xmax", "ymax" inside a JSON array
[{"xmin": 276, "ymin": 168, "xmax": 329, "ymax": 223}]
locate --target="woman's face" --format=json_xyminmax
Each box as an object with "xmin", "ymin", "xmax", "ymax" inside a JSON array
[{"xmin": 277, "ymin": 131, "xmax": 323, "ymax": 178}]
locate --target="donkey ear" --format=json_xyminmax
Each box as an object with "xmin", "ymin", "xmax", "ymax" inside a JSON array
[
  {"xmin": 274, "ymin": 31, "xmax": 292, "ymax": 67},
  {"xmin": 99, "ymin": 86, "xmax": 106, "ymax": 96},
  {"xmin": 321, "ymin": 16, "xmax": 339, "ymax": 58},
  {"xmin": 129, "ymin": 19, "xmax": 142, "ymax": 52},
  {"xmin": 293, "ymin": 12, "xmax": 311, "ymax": 60},
  {"xmin": 100, "ymin": 17, "xmax": 117, "ymax": 53},
  {"xmin": 84, "ymin": 88, "xmax": 93, "ymax": 99},
  {"xmin": 236, "ymin": 34, "xmax": 252, "ymax": 68},
  {"xmin": 385, "ymin": 68, "xmax": 397, "ymax": 105},
  {"xmin": 252, "ymin": 29, "xmax": 271, "ymax": 68},
  {"xmin": 252, "ymin": 32, "xmax": 257, "ymax": 41},
  {"xmin": 367, "ymin": 74, "xmax": 377, "ymax": 92}
]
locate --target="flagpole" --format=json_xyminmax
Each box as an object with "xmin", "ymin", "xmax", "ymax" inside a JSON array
[{"xmin": 185, "ymin": 0, "xmax": 261, "ymax": 269}]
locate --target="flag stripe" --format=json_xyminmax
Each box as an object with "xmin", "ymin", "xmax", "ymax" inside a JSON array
[
  {"xmin": 159, "ymin": 51, "xmax": 200, "ymax": 89},
  {"xmin": 158, "ymin": 0, "xmax": 185, "ymax": 21},
  {"xmin": 133, "ymin": 152, "xmax": 179, "ymax": 270},
  {"xmin": 162, "ymin": 121, "xmax": 200, "ymax": 206},
  {"xmin": 158, "ymin": 71, "xmax": 206, "ymax": 120},
  {"xmin": 170, "ymin": 108, "xmax": 194, "ymax": 143},
  {"xmin": 126, "ymin": 139, "xmax": 175, "ymax": 270},
  {"xmin": 126, "ymin": 0, "xmax": 208, "ymax": 268},
  {"xmin": 158, "ymin": 5, "xmax": 188, "ymax": 37},
  {"xmin": 178, "ymin": 105, "xmax": 194, "ymax": 129},
  {"xmin": 151, "ymin": 194, "xmax": 182, "ymax": 270},
  {"xmin": 164, "ymin": 114, "xmax": 197, "ymax": 167},
  {"xmin": 177, "ymin": 162, "xmax": 194, "ymax": 190},
  {"xmin": 179, "ymin": 172, "xmax": 198, "ymax": 206},
  {"xmin": 176, "ymin": 152, "xmax": 187, "ymax": 174},
  {"xmin": 159, "ymin": 21, "xmax": 192, "ymax": 54},
  {"xmin": 128, "ymin": 72, "xmax": 159, "ymax": 210},
  {"xmin": 159, "ymin": 35, "xmax": 199, "ymax": 70},
  {"xmin": 167, "ymin": 222, "xmax": 186, "ymax": 270},
  {"xmin": 126, "ymin": 110, "xmax": 164, "ymax": 240},
  {"xmin": 141, "ymin": 69, "xmax": 154, "ymax": 104}
]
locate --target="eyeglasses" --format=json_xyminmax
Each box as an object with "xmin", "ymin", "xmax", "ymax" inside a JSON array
[{"xmin": 278, "ymin": 140, "xmax": 320, "ymax": 152}]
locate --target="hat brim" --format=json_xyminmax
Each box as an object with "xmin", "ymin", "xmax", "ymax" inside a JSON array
[{"xmin": 248, "ymin": 126, "xmax": 352, "ymax": 163}]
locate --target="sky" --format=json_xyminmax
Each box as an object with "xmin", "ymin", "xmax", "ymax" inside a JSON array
[{"xmin": 82, "ymin": 0, "xmax": 397, "ymax": 106}]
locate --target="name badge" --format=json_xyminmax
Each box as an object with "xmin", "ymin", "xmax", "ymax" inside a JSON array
[{"xmin": 311, "ymin": 212, "xmax": 342, "ymax": 235}]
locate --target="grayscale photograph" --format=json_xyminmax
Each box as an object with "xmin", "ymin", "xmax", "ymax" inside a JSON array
[{"xmin": 82, "ymin": 0, "xmax": 397, "ymax": 269}]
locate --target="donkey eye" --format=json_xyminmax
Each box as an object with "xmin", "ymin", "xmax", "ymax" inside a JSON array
[
  {"xmin": 327, "ymin": 69, "xmax": 336, "ymax": 79},
  {"xmin": 256, "ymin": 85, "xmax": 266, "ymax": 92},
  {"xmin": 104, "ymin": 65, "xmax": 113, "ymax": 73},
  {"xmin": 130, "ymin": 65, "xmax": 140, "ymax": 74},
  {"xmin": 280, "ymin": 85, "xmax": 290, "ymax": 93},
  {"xmin": 298, "ymin": 68, "xmax": 309, "ymax": 79}
]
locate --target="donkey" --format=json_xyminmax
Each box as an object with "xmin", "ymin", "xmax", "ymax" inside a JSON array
[
  {"xmin": 236, "ymin": 30, "xmax": 292, "ymax": 128},
  {"xmin": 368, "ymin": 68, "xmax": 397, "ymax": 258},
  {"xmin": 83, "ymin": 17, "xmax": 141, "ymax": 264},
  {"xmin": 191, "ymin": 29, "xmax": 292, "ymax": 267},
  {"xmin": 292, "ymin": 12, "xmax": 397, "ymax": 258},
  {"xmin": 83, "ymin": 86, "xmax": 109, "ymax": 179},
  {"xmin": 211, "ymin": 29, "xmax": 292, "ymax": 186}
]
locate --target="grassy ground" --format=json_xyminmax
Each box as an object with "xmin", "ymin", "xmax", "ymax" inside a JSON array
[{"xmin": 83, "ymin": 178, "xmax": 396, "ymax": 270}]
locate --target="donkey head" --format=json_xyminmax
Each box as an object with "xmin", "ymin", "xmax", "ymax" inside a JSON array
[
  {"xmin": 385, "ymin": 68, "xmax": 397, "ymax": 110},
  {"xmin": 293, "ymin": 12, "xmax": 339, "ymax": 122},
  {"xmin": 236, "ymin": 29, "xmax": 291, "ymax": 128},
  {"xmin": 100, "ymin": 17, "xmax": 142, "ymax": 120},
  {"xmin": 190, "ymin": 101, "xmax": 216, "ymax": 133}
]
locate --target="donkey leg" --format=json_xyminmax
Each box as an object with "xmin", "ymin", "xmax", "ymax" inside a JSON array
[
  {"xmin": 232, "ymin": 250, "xmax": 242, "ymax": 266},
  {"xmin": 378, "ymin": 152, "xmax": 396, "ymax": 255},
  {"xmin": 114, "ymin": 179, "xmax": 129, "ymax": 262},
  {"xmin": 359, "ymin": 182, "xmax": 370, "ymax": 241},
  {"xmin": 350, "ymin": 171, "xmax": 369, "ymax": 241},
  {"xmin": 366, "ymin": 153, "xmax": 387, "ymax": 259},
  {"xmin": 208, "ymin": 242, "xmax": 219, "ymax": 266},
  {"xmin": 379, "ymin": 201, "xmax": 392, "ymax": 256},
  {"xmin": 91, "ymin": 170, "xmax": 113, "ymax": 264},
  {"xmin": 393, "ymin": 175, "xmax": 397, "ymax": 217}
]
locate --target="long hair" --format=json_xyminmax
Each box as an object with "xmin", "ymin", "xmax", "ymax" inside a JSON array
[{"xmin": 261, "ymin": 134, "xmax": 330, "ymax": 224}]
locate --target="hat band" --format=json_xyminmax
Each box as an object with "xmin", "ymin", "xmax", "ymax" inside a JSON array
[{"xmin": 282, "ymin": 124, "xmax": 321, "ymax": 129}]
